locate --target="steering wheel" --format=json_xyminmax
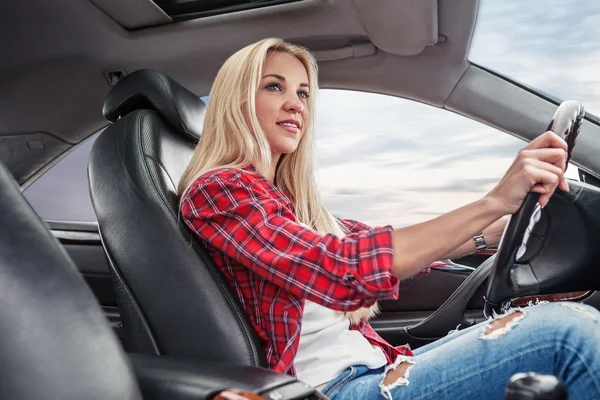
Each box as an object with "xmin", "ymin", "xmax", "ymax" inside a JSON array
[{"xmin": 483, "ymin": 101, "xmax": 585, "ymax": 318}]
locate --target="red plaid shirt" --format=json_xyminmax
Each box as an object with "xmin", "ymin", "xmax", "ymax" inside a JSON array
[{"xmin": 180, "ymin": 165, "xmax": 412, "ymax": 375}]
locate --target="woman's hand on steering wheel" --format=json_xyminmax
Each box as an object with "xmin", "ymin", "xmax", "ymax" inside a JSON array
[{"xmin": 486, "ymin": 131, "xmax": 569, "ymax": 213}]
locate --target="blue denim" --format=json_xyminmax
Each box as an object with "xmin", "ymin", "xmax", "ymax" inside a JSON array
[{"xmin": 319, "ymin": 302, "xmax": 600, "ymax": 400}]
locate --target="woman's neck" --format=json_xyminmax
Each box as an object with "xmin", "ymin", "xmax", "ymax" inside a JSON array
[{"xmin": 265, "ymin": 153, "xmax": 281, "ymax": 182}]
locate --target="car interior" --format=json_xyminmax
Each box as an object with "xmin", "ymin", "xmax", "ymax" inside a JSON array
[{"xmin": 2, "ymin": 0, "xmax": 600, "ymax": 398}]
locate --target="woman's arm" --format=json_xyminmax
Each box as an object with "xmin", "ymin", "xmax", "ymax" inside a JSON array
[
  {"xmin": 437, "ymin": 215, "xmax": 509, "ymax": 260},
  {"xmin": 182, "ymin": 133, "xmax": 567, "ymax": 306},
  {"xmin": 390, "ymin": 197, "xmax": 504, "ymax": 279},
  {"xmin": 390, "ymin": 131, "xmax": 569, "ymax": 279},
  {"xmin": 181, "ymin": 171, "xmax": 399, "ymax": 312},
  {"xmin": 342, "ymin": 213, "xmax": 509, "ymax": 263}
]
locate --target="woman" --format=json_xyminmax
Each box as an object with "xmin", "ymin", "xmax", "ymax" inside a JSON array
[{"xmin": 178, "ymin": 38, "xmax": 600, "ymax": 399}]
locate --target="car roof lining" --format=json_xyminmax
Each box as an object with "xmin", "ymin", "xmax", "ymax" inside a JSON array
[
  {"xmin": 2, "ymin": 0, "xmax": 475, "ymax": 184},
  {"xmin": 5, "ymin": 0, "xmax": 599, "ymax": 187}
]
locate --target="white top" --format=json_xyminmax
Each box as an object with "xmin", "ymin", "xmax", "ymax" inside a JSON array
[{"xmin": 294, "ymin": 300, "xmax": 388, "ymax": 387}]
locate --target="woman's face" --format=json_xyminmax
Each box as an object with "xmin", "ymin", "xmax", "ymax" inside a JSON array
[{"xmin": 255, "ymin": 51, "xmax": 310, "ymax": 160}]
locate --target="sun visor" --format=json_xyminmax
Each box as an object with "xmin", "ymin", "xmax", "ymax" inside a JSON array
[
  {"xmin": 88, "ymin": 0, "xmax": 172, "ymax": 30},
  {"xmin": 354, "ymin": 0, "xmax": 439, "ymax": 56}
]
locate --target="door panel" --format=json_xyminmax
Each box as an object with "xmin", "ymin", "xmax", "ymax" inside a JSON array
[
  {"xmin": 380, "ymin": 268, "xmax": 486, "ymax": 313},
  {"xmin": 46, "ymin": 219, "xmax": 600, "ymax": 351},
  {"xmin": 47, "ymin": 218, "xmax": 488, "ymax": 346},
  {"xmin": 373, "ymin": 267, "xmax": 487, "ymax": 347},
  {"xmin": 47, "ymin": 221, "xmax": 122, "ymax": 340},
  {"xmin": 371, "ymin": 309, "xmax": 487, "ymax": 348},
  {"xmin": 63, "ymin": 243, "xmax": 116, "ymax": 307}
]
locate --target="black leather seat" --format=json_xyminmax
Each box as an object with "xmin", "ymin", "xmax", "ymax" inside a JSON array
[
  {"xmin": 0, "ymin": 161, "xmax": 309, "ymax": 399},
  {"xmin": 88, "ymin": 69, "xmax": 266, "ymax": 367},
  {"xmin": 0, "ymin": 163, "xmax": 142, "ymax": 400}
]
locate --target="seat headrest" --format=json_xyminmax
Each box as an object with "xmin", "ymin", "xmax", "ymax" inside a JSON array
[{"xmin": 103, "ymin": 69, "xmax": 206, "ymax": 140}]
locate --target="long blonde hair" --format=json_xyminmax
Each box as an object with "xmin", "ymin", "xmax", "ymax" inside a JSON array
[
  {"xmin": 179, "ymin": 39, "xmax": 382, "ymax": 323},
  {"xmin": 178, "ymin": 38, "xmax": 346, "ymax": 237}
]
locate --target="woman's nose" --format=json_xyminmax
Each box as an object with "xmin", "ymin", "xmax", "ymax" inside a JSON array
[{"xmin": 283, "ymin": 98, "xmax": 303, "ymax": 114}]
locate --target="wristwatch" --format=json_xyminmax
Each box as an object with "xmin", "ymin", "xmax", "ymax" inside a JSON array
[{"xmin": 473, "ymin": 232, "xmax": 487, "ymax": 251}]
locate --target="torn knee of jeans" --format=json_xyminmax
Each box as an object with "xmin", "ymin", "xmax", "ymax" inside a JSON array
[
  {"xmin": 480, "ymin": 310, "xmax": 525, "ymax": 340},
  {"xmin": 379, "ymin": 356, "xmax": 415, "ymax": 400},
  {"xmin": 447, "ymin": 323, "xmax": 462, "ymax": 336},
  {"xmin": 558, "ymin": 302, "xmax": 598, "ymax": 321}
]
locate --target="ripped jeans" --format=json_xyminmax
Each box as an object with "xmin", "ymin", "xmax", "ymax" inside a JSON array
[{"xmin": 319, "ymin": 302, "xmax": 600, "ymax": 400}]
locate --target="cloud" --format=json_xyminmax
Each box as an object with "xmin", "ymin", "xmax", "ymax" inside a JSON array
[
  {"xmin": 404, "ymin": 178, "xmax": 500, "ymax": 193},
  {"xmin": 470, "ymin": 0, "xmax": 600, "ymax": 115},
  {"xmin": 421, "ymin": 140, "xmax": 524, "ymax": 169}
]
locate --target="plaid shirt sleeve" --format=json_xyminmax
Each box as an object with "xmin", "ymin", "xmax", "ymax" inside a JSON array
[
  {"xmin": 340, "ymin": 218, "xmax": 433, "ymax": 275},
  {"xmin": 181, "ymin": 173, "xmax": 400, "ymax": 311},
  {"xmin": 340, "ymin": 218, "xmax": 372, "ymax": 234}
]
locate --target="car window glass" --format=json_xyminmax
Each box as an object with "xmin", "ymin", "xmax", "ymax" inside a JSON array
[
  {"xmin": 470, "ymin": 0, "xmax": 600, "ymax": 117},
  {"xmin": 23, "ymin": 134, "xmax": 99, "ymax": 222},
  {"xmin": 316, "ymin": 89, "xmax": 579, "ymax": 228},
  {"xmin": 21, "ymin": 95, "xmax": 207, "ymax": 223},
  {"xmin": 22, "ymin": 91, "xmax": 578, "ymax": 225}
]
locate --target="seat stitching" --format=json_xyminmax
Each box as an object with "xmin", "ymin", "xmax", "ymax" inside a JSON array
[
  {"xmin": 155, "ymin": 72, "xmax": 192, "ymax": 138},
  {"xmin": 143, "ymin": 155, "xmax": 177, "ymax": 194}
]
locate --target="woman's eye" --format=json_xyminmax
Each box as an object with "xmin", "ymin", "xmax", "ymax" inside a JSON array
[
  {"xmin": 298, "ymin": 90, "xmax": 310, "ymax": 100},
  {"xmin": 265, "ymin": 83, "xmax": 281, "ymax": 91}
]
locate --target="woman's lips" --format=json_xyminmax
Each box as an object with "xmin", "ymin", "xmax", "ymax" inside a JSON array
[{"xmin": 277, "ymin": 122, "xmax": 300, "ymax": 133}]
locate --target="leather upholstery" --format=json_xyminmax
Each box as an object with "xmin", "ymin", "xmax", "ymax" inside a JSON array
[
  {"xmin": 103, "ymin": 69, "xmax": 204, "ymax": 141},
  {"xmin": 89, "ymin": 69, "xmax": 267, "ymax": 367},
  {"xmin": 0, "ymin": 163, "xmax": 142, "ymax": 400},
  {"xmin": 130, "ymin": 354, "xmax": 301, "ymax": 400}
]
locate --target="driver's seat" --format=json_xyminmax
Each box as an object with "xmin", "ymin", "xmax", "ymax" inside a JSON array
[{"xmin": 88, "ymin": 69, "xmax": 266, "ymax": 367}]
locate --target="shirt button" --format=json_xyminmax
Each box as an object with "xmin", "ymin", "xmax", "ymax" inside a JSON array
[{"xmin": 344, "ymin": 273, "xmax": 356, "ymax": 283}]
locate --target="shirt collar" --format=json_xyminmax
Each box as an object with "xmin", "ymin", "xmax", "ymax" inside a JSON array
[{"xmin": 243, "ymin": 163, "xmax": 293, "ymax": 208}]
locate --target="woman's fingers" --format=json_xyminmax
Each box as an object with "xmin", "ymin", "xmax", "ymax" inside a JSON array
[
  {"xmin": 518, "ymin": 148, "xmax": 567, "ymax": 171},
  {"xmin": 525, "ymin": 131, "xmax": 569, "ymax": 153},
  {"xmin": 526, "ymin": 166, "xmax": 562, "ymax": 207},
  {"xmin": 488, "ymin": 130, "xmax": 571, "ymax": 214},
  {"xmin": 524, "ymin": 131, "xmax": 571, "ymax": 194},
  {"xmin": 518, "ymin": 139, "xmax": 570, "ymax": 196},
  {"xmin": 525, "ymin": 158, "xmax": 569, "ymax": 192}
]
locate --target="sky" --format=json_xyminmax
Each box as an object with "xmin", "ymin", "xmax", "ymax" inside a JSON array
[{"xmin": 24, "ymin": 0, "xmax": 600, "ymax": 226}]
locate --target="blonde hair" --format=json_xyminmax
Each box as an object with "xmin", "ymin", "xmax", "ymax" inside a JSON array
[{"xmin": 178, "ymin": 38, "xmax": 346, "ymax": 237}]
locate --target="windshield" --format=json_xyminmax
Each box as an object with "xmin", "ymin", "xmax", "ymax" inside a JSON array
[{"xmin": 469, "ymin": 0, "xmax": 600, "ymax": 117}]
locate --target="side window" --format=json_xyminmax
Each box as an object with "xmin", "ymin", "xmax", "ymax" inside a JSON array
[
  {"xmin": 23, "ymin": 92, "xmax": 577, "ymax": 225},
  {"xmin": 23, "ymin": 134, "xmax": 99, "ymax": 222},
  {"xmin": 316, "ymin": 89, "xmax": 579, "ymax": 228},
  {"xmin": 22, "ymin": 95, "xmax": 213, "ymax": 223}
]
